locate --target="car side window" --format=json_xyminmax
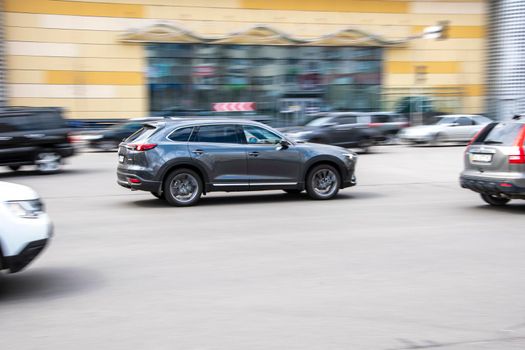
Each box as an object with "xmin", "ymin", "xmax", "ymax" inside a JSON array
[
  {"xmin": 456, "ymin": 117, "xmax": 474, "ymax": 126},
  {"xmin": 243, "ymin": 125, "xmax": 282, "ymax": 144},
  {"xmin": 371, "ymin": 115, "xmax": 390, "ymax": 123},
  {"xmin": 194, "ymin": 125, "xmax": 240, "ymax": 144},
  {"xmin": 336, "ymin": 116, "xmax": 357, "ymax": 125},
  {"xmin": 168, "ymin": 127, "xmax": 193, "ymax": 142}
]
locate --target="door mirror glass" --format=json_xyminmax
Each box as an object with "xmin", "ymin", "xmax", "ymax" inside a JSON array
[
  {"xmin": 322, "ymin": 122, "xmax": 337, "ymax": 128},
  {"xmin": 277, "ymin": 139, "xmax": 291, "ymax": 150}
]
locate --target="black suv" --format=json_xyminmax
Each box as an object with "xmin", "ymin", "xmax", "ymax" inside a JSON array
[
  {"xmin": 278, "ymin": 113, "xmax": 381, "ymax": 152},
  {"xmin": 117, "ymin": 119, "xmax": 357, "ymax": 206},
  {"xmin": 0, "ymin": 107, "xmax": 75, "ymax": 173}
]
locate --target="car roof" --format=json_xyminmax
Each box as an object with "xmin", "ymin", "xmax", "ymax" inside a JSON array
[
  {"xmin": 437, "ymin": 114, "xmax": 484, "ymax": 118},
  {"xmin": 145, "ymin": 118, "xmax": 267, "ymax": 128}
]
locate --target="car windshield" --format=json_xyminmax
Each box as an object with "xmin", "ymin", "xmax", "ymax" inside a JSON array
[{"xmin": 306, "ymin": 117, "xmax": 333, "ymax": 127}]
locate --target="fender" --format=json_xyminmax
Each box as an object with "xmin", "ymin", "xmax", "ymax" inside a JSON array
[
  {"xmin": 301, "ymin": 155, "xmax": 347, "ymax": 181},
  {"xmin": 156, "ymin": 157, "xmax": 210, "ymax": 185}
]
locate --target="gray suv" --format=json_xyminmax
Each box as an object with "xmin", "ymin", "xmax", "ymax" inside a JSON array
[
  {"xmin": 117, "ymin": 119, "xmax": 357, "ymax": 206},
  {"xmin": 460, "ymin": 117, "xmax": 525, "ymax": 206}
]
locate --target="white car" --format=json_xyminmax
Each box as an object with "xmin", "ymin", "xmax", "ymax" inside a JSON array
[
  {"xmin": 0, "ymin": 181, "xmax": 52, "ymax": 273},
  {"xmin": 398, "ymin": 115, "xmax": 492, "ymax": 144}
]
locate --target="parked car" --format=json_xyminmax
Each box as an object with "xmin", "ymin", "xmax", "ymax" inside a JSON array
[
  {"xmin": 0, "ymin": 182, "xmax": 52, "ymax": 273},
  {"xmin": 460, "ymin": 116, "xmax": 525, "ymax": 206},
  {"xmin": 0, "ymin": 107, "xmax": 75, "ymax": 173},
  {"xmin": 278, "ymin": 112, "xmax": 381, "ymax": 152},
  {"xmin": 398, "ymin": 114, "xmax": 492, "ymax": 145},
  {"xmin": 117, "ymin": 119, "xmax": 357, "ymax": 206},
  {"xmin": 362, "ymin": 112, "xmax": 409, "ymax": 142},
  {"xmin": 83, "ymin": 118, "xmax": 163, "ymax": 151}
]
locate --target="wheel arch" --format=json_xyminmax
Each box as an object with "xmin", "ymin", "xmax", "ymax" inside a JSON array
[
  {"xmin": 303, "ymin": 157, "xmax": 346, "ymax": 189},
  {"xmin": 159, "ymin": 161, "xmax": 208, "ymax": 194}
]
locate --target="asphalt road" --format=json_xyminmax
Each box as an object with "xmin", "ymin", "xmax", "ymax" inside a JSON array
[{"xmin": 1, "ymin": 145, "xmax": 525, "ymax": 350}]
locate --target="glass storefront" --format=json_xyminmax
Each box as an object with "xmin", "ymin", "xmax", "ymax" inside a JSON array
[{"xmin": 146, "ymin": 44, "xmax": 382, "ymax": 122}]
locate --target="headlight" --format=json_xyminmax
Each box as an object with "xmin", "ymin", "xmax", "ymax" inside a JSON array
[
  {"xmin": 342, "ymin": 152, "xmax": 357, "ymax": 161},
  {"xmin": 6, "ymin": 200, "xmax": 44, "ymax": 219}
]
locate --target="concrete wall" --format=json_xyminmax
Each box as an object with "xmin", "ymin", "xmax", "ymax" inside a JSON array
[{"xmin": 3, "ymin": 0, "xmax": 487, "ymax": 118}]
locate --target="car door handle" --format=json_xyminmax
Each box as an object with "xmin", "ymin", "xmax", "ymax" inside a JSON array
[
  {"xmin": 0, "ymin": 136, "xmax": 12, "ymax": 141},
  {"xmin": 24, "ymin": 133, "xmax": 45, "ymax": 138},
  {"xmin": 248, "ymin": 151, "xmax": 260, "ymax": 157},
  {"xmin": 192, "ymin": 149, "xmax": 204, "ymax": 155}
]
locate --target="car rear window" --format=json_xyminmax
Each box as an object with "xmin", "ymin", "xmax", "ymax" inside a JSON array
[
  {"xmin": 125, "ymin": 125, "xmax": 157, "ymax": 142},
  {"xmin": 481, "ymin": 123, "xmax": 524, "ymax": 146}
]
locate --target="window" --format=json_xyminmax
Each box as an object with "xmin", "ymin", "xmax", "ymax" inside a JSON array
[
  {"xmin": 482, "ymin": 123, "xmax": 524, "ymax": 146},
  {"xmin": 371, "ymin": 114, "xmax": 391, "ymax": 123},
  {"xmin": 336, "ymin": 116, "xmax": 357, "ymax": 125},
  {"xmin": 169, "ymin": 127, "xmax": 193, "ymax": 142},
  {"xmin": 194, "ymin": 125, "xmax": 239, "ymax": 144},
  {"xmin": 456, "ymin": 117, "xmax": 474, "ymax": 126},
  {"xmin": 126, "ymin": 125, "xmax": 158, "ymax": 142},
  {"xmin": 243, "ymin": 125, "xmax": 281, "ymax": 144}
]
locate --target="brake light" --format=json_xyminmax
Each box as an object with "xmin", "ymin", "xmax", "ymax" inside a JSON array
[
  {"xmin": 467, "ymin": 129, "xmax": 483, "ymax": 146},
  {"xmin": 509, "ymin": 126, "xmax": 525, "ymax": 164},
  {"xmin": 128, "ymin": 177, "xmax": 141, "ymax": 184},
  {"xmin": 368, "ymin": 123, "xmax": 381, "ymax": 127},
  {"xmin": 128, "ymin": 143, "xmax": 157, "ymax": 151}
]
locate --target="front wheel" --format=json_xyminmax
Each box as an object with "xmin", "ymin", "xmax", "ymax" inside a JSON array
[
  {"xmin": 306, "ymin": 164, "xmax": 340, "ymax": 200},
  {"xmin": 163, "ymin": 169, "xmax": 203, "ymax": 207},
  {"xmin": 481, "ymin": 194, "xmax": 510, "ymax": 206},
  {"xmin": 35, "ymin": 151, "xmax": 62, "ymax": 174}
]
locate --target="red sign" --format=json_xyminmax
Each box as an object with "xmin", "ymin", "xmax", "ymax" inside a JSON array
[{"xmin": 213, "ymin": 102, "xmax": 256, "ymax": 112}]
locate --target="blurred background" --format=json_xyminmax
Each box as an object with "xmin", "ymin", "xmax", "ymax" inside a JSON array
[{"xmin": 0, "ymin": 0, "xmax": 522, "ymax": 129}]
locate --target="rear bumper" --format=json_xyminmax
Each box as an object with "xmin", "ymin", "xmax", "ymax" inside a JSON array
[
  {"xmin": 117, "ymin": 170, "xmax": 161, "ymax": 192},
  {"xmin": 460, "ymin": 175, "xmax": 525, "ymax": 197},
  {"xmin": 4, "ymin": 238, "xmax": 49, "ymax": 273},
  {"xmin": 55, "ymin": 144, "xmax": 76, "ymax": 158}
]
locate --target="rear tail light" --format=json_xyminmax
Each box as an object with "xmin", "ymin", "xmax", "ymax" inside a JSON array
[
  {"xmin": 509, "ymin": 126, "xmax": 525, "ymax": 164},
  {"xmin": 127, "ymin": 143, "xmax": 157, "ymax": 151},
  {"xmin": 67, "ymin": 132, "xmax": 74, "ymax": 143},
  {"xmin": 368, "ymin": 123, "xmax": 381, "ymax": 127},
  {"xmin": 128, "ymin": 177, "xmax": 141, "ymax": 184}
]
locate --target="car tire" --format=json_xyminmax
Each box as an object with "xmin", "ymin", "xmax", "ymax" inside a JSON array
[
  {"xmin": 8, "ymin": 165, "xmax": 21, "ymax": 171},
  {"xmin": 283, "ymin": 189, "xmax": 302, "ymax": 195},
  {"xmin": 151, "ymin": 191, "xmax": 165, "ymax": 200},
  {"xmin": 35, "ymin": 151, "xmax": 62, "ymax": 174},
  {"xmin": 163, "ymin": 168, "xmax": 203, "ymax": 207},
  {"xmin": 431, "ymin": 133, "xmax": 444, "ymax": 146},
  {"xmin": 480, "ymin": 194, "xmax": 510, "ymax": 206},
  {"xmin": 305, "ymin": 164, "xmax": 340, "ymax": 200}
]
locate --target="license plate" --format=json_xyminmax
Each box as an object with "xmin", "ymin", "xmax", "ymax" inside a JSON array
[
  {"xmin": 470, "ymin": 153, "xmax": 492, "ymax": 163},
  {"xmin": 119, "ymin": 155, "xmax": 124, "ymax": 163}
]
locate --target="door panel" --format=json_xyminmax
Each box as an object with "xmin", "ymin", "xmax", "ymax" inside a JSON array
[
  {"xmin": 246, "ymin": 145, "xmax": 302, "ymax": 184},
  {"xmin": 188, "ymin": 125, "xmax": 248, "ymax": 186},
  {"xmin": 242, "ymin": 125, "xmax": 302, "ymax": 185}
]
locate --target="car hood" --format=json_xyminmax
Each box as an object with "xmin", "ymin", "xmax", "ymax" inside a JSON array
[
  {"xmin": 295, "ymin": 141, "xmax": 349, "ymax": 155},
  {"xmin": 0, "ymin": 181, "xmax": 39, "ymax": 202}
]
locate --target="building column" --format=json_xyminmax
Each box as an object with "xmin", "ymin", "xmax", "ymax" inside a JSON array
[
  {"xmin": 0, "ymin": 0, "xmax": 6, "ymax": 107},
  {"xmin": 487, "ymin": 0, "xmax": 525, "ymax": 119}
]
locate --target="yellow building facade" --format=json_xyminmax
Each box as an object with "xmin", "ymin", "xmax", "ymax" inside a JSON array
[{"xmin": 3, "ymin": 0, "xmax": 486, "ymax": 119}]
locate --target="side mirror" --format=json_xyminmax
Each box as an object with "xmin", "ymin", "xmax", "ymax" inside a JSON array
[
  {"xmin": 277, "ymin": 139, "xmax": 291, "ymax": 150},
  {"xmin": 449, "ymin": 122, "xmax": 459, "ymax": 127}
]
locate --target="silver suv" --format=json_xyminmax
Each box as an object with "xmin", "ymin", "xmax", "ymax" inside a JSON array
[
  {"xmin": 117, "ymin": 119, "xmax": 357, "ymax": 206},
  {"xmin": 460, "ymin": 117, "xmax": 525, "ymax": 206}
]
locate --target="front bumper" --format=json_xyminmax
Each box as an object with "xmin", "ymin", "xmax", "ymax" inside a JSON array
[
  {"xmin": 4, "ymin": 238, "xmax": 49, "ymax": 273},
  {"xmin": 460, "ymin": 175, "xmax": 525, "ymax": 198}
]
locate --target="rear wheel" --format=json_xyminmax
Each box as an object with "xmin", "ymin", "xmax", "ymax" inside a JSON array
[
  {"xmin": 8, "ymin": 165, "xmax": 21, "ymax": 171},
  {"xmin": 35, "ymin": 151, "xmax": 61, "ymax": 174},
  {"xmin": 163, "ymin": 169, "xmax": 202, "ymax": 207},
  {"xmin": 306, "ymin": 164, "xmax": 340, "ymax": 200},
  {"xmin": 481, "ymin": 194, "xmax": 510, "ymax": 206},
  {"xmin": 358, "ymin": 137, "xmax": 373, "ymax": 153}
]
